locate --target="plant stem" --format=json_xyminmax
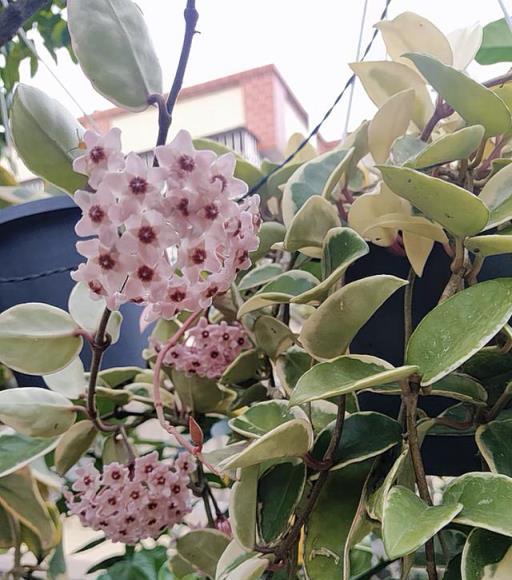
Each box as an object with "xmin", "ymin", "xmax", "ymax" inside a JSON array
[
  {"xmin": 195, "ymin": 461, "xmax": 215, "ymax": 527},
  {"xmin": 7, "ymin": 515, "xmax": 22, "ymax": 580},
  {"xmin": 259, "ymin": 396, "xmax": 346, "ymax": 563},
  {"xmin": 420, "ymin": 97, "xmax": 453, "ymax": 142},
  {"xmin": 404, "ymin": 268, "xmax": 415, "ymax": 349},
  {"xmin": 401, "ymin": 380, "xmax": 437, "ymax": 580},
  {"xmin": 151, "ymin": 311, "xmax": 218, "ymax": 471},
  {"xmin": 148, "ymin": 0, "xmax": 198, "ymax": 147},
  {"xmin": 439, "ymin": 238, "xmax": 465, "ymax": 304},
  {"xmin": 86, "ymin": 308, "xmax": 117, "ymax": 433}
]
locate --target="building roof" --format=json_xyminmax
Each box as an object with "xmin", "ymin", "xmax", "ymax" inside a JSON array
[{"xmin": 80, "ymin": 64, "xmax": 309, "ymax": 127}]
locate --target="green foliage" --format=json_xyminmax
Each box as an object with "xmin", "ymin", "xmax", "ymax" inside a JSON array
[
  {"xmin": 6, "ymin": 6, "xmax": 512, "ymax": 579},
  {"xmin": 67, "ymin": 0, "xmax": 163, "ymax": 111}
]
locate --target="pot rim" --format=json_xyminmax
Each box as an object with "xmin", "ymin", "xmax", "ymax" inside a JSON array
[{"xmin": 0, "ymin": 195, "xmax": 76, "ymax": 227}]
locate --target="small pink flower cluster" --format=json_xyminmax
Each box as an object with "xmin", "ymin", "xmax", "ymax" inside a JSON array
[
  {"xmin": 71, "ymin": 128, "xmax": 260, "ymax": 318},
  {"xmin": 161, "ymin": 318, "xmax": 249, "ymax": 379},
  {"xmin": 65, "ymin": 452, "xmax": 193, "ymax": 544}
]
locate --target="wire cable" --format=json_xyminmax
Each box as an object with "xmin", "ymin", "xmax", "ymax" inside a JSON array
[{"xmin": 241, "ymin": 0, "xmax": 393, "ymax": 199}]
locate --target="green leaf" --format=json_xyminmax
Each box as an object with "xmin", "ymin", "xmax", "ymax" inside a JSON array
[
  {"xmin": 68, "ymin": 283, "xmax": 122, "ymax": 343},
  {"xmin": 282, "ymin": 148, "xmax": 353, "ymax": 227},
  {"xmin": 368, "ymin": 89, "xmax": 415, "ymax": 163},
  {"xmin": 299, "ymin": 275, "xmax": 408, "ymax": 360},
  {"xmin": 292, "ymin": 227, "xmax": 369, "ymax": 304},
  {"xmin": 176, "ymin": 529, "xmax": 230, "ymax": 579},
  {"xmin": 0, "ymin": 505, "xmax": 14, "ymax": 549},
  {"xmin": 476, "ymin": 414, "xmax": 512, "ymax": 476},
  {"xmin": 67, "ymin": 0, "xmax": 162, "ymax": 110},
  {"xmin": 229, "ymin": 400, "xmax": 307, "ymax": 439},
  {"xmin": 0, "ymin": 469, "xmax": 57, "ymax": 551},
  {"xmin": 230, "ymin": 466, "xmax": 258, "ymax": 550},
  {"xmin": 476, "ymin": 18, "xmax": 512, "ymax": 65},
  {"xmin": 375, "ymin": 12, "xmax": 453, "ymax": 68},
  {"xmin": 220, "ymin": 350, "xmax": 265, "ymax": 385},
  {"xmin": 304, "ymin": 460, "xmax": 374, "ymax": 580},
  {"xmin": 238, "ymin": 270, "xmax": 319, "ymax": 317},
  {"xmin": 478, "ymin": 162, "xmax": 512, "ymax": 230},
  {"xmin": 0, "ymin": 433, "xmax": 59, "ymax": 478},
  {"xmin": 382, "ymin": 486, "xmax": 462, "ymax": 559},
  {"xmin": 444, "ymin": 473, "xmax": 512, "ymax": 536},
  {"xmin": 275, "ymin": 346, "xmax": 312, "ymax": 395},
  {"xmin": 378, "ymin": 165, "xmax": 489, "ymax": 237},
  {"xmin": 253, "ymin": 315, "xmax": 294, "ymax": 360},
  {"xmin": 311, "ymin": 412, "xmax": 402, "ymax": 472},
  {"xmin": 258, "ymin": 462, "xmax": 306, "ymax": 544},
  {"xmin": 466, "ymin": 235, "xmax": 512, "ymax": 257},
  {"xmin": 350, "ymin": 61, "xmax": 433, "ymax": 129},
  {"xmin": 0, "ymin": 303, "xmax": 82, "ymax": 375},
  {"xmin": 193, "ymin": 138, "xmax": 265, "ymax": 191},
  {"xmin": 0, "ymin": 388, "xmax": 76, "ymax": 437},
  {"xmin": 98, "ymin": 366, "xmax": 143, "ymax": 388},
  {"xmin": 219, "ymin": 419, "xmax": 313, "ymax": 470},
  {"xmin": 239, "ymin": 264, "xmax": 283, "ymax": 291},
  {"xmin": 368, "ymin": 372, "xmax": 488, "ymax": 406},
  {"xmin": 43, "ymin": 357, "xmax": 87, "ymax": 399},
  {"xmin": 10, "ymin": 84, "xmax": 87, "ymax": 194},
  {"xmin": 404, "ymin": 53, "xmax": 511, "ymax": 138},
  {"xmin": 54, "ymin": 420, "xmax": 96, "ymax": 475},
  {"xmin": 290, "ymin": 355, "xmax": 417, "ymax": 406},
  {"xmin": 391, "ymin": 134, "xmax": 427, "ymax": 165},
  {"xmin": 406, "ymin": 279, "xmax": 512, "ymax": 385},
  {"xmin": 461, "ymin": 528, "xmax": 512, "ymax": 580},
  {"xmin": 405, "ymin": 125, "xmax": 485, "ymax": 169},
  {"xmin": 283, "ymin": 195, "xmax": 340, "ymax": 257},
  {"xmin": 215, "ymin": 541, "xmax": 269, "ymax": 580},
  {"xmin": 250, "ymin": 222, "xmax": 286, "ymax": 262},
  {"xmin": 170, "ymin": 370, "xmax": 231, "ymax": 414}
]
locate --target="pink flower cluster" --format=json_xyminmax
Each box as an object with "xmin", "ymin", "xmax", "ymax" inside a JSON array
[
  {"xmin": 71, "ymin": 128, "xmax": 261, "ymax": 319},
  {"xmin": 65, "ymin": 452, "xmax": 193, "ymax": 544},
  {"xmin": 160, "ymin": 318, "xmax": 249, "ymax": 379}
]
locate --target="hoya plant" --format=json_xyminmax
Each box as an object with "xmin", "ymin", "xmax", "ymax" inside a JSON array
[{"xmin": 2, "ymin": 2, "xmax": 512, "ymax": 579}]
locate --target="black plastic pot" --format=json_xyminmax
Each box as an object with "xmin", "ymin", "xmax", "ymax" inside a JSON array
[
  {"xmin": 0, "ymin": 196, "xmax": 150, "ymax": 387},
  {"xmin": 345, "ymin": 243, "xmax": 511, "ymax": 476}
]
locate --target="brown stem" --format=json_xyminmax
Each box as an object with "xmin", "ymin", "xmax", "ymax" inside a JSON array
[
  {"xmin": 194, "ymin": 461, "xmax": 215, "ymax": 527},
  {"xmin": 148, "ymin": 0, "xmax": 198, "ymax": 147},
  {"xmin": 86, "ymin": 308, "xmax": 117, "ymax": 433},
  {"xmin": 439, "ymin": 238, "xmax": 465, "ymax": 304},
  {"xmin": 401, "ymin": 380, "xmax": 437, "ymax": 580},
  {"xmin": 420, "ymin": 97, "xmax": 453, "ymax": 142},
  {"xmin": 260, "ymin": 396, "xmax": 346, "ymax": 563},
  {"xmin": 404, "ymin": 268, "xmax": 415, "ymax": 349}
]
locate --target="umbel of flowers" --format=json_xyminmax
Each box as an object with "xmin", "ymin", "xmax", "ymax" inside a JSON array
[
  {"xmin": 155, "ymin": 317, "xmax": 249, "ymax": 379},
  {"xmin": 71, "ymin": 128, "xmax": 261, "ymax": 319},
  {"xmin": 65, "ymin": 452, "xmax": 193, "ymax": 544}
]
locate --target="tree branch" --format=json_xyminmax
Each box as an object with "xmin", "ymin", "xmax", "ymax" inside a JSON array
[{"xmin": 0, "ymin": 0, "xmax": 49, "ymax": 47}]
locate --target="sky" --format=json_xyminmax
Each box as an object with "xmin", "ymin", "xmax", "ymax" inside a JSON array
[{"xmin": 18, "ymin": 1, "xmax": 512, "ymax": 141}]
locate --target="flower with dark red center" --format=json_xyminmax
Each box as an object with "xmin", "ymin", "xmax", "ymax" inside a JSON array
[
  {"xmin": 88, "ymin": 204, "xmax": 106, "ymax": 223},
  {"xmin": 98, "ymin": 253, "xmax": 116, "ymax": 271},
  {"xmin": 129, "ymin": 176, "xmax": 148, "ymax": 195},
  {"xmin": 178, "ymin": 154, "xmax": 195, "ymax": 172},
  {"xmin": 203, "ymin": 202, "xmax": 219, "ymax": 220},
  {"xmin": 137, "ymin": 265, "xmax": 154, "ymax": 282},
  {"xmin": 191, "ymin": 248, "xmax": 206, "ymax": 265},
  {"xmin": 138, "ymin": 225, "xmax": 156, "ymax": 244},
  {"xmin": 90, "ymin": 146, "xmax": 106, "ymax": 163}
]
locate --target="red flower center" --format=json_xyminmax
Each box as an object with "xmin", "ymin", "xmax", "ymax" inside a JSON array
[
  {"xmin": 191, "ymin": 248, "xmax": 206, "ymax": 264},
  {"xmin": 89, "ymin": 146, "xmax": 106, "ymax": 163},
  {"xmin": 178, "ymin": 154, "xmax": 195, "ymax": 172},
  {"xmin": 170, "ymin": 289, "xmax": 186, "ymax": 302},
  {"xmin": 204, "ymin": 203, "xmax": 219, "ymax": 220},
  {"xmin": 137, "ymin": 225, "xmax": 156, "ymax": 244},
  {"xmin": 137, "ymin": 265, "xmax": 154, "ymax": 282},
  {"xmin": 129, "ymin": 176, "xmax": 148, "ymax": 194},
  {"xmin": 98, "ymin": 253, "xmax": 116, "ymax": 270},
  {"xmin": 88, "ymin": 204, "xmax": 105, "ymax": 223}
]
